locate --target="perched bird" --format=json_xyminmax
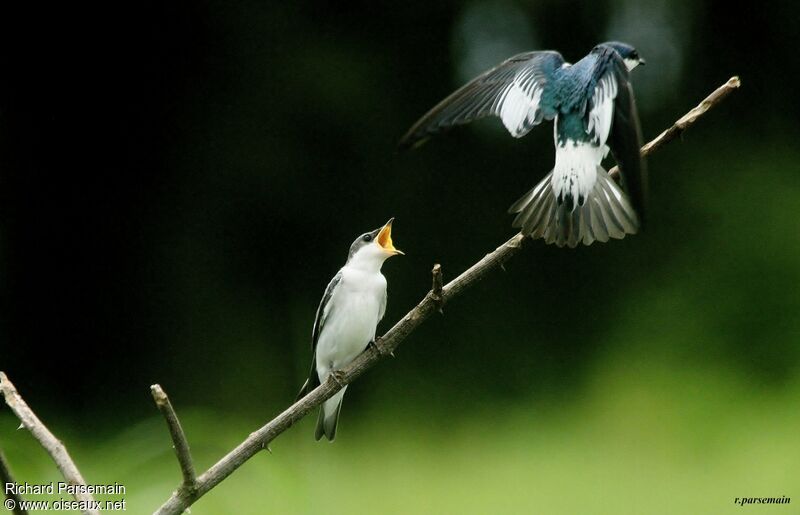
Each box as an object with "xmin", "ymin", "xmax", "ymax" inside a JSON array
[
  {"xmin": 400, "ymin": 42, "xmax": 647, "ymax": 248},
  {"xmin": 297, "ymin": 218, "xmax": 403, "ymax": 441}
]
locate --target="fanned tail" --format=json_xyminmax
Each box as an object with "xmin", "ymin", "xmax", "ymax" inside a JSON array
[{"xmin": 509, "ymin": 167, "xmax": 639, "ymax": 248}]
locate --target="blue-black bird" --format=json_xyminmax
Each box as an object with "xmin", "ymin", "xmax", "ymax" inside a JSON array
[
  {"xmin": 297, "ymin": 219, "xmax": 403, "ymax": 441},
  {"xmin": 400, "ymin": 42, "xmax": 647, "ymax": 248}
]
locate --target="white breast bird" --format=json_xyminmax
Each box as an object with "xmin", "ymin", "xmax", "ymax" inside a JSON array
[{"xmin": 297, "ymin": 218, "xmax": 403, "ymax": 441}]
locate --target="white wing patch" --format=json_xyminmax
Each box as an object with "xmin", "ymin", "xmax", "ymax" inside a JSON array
[
  {"xmin": 498, "ymin": 71, "xmax": 544, "ymax": 138},
  {"xmin": 586, "ymin": 73, "xmax": 618, "ymax": 147}
]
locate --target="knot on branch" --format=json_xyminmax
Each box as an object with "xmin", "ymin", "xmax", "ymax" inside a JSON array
[
  {"xmin": 179, "ymin": 482, "xmax": 199, "ymax": 499},
  {"xmin": 430, "ymin": 263, "xmax": 444, "ymax": 313},
  {"xmin": 508, "ymin": 233, "xmax": 525, "ymax": 248}
]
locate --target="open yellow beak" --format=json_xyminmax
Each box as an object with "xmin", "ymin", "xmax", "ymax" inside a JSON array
[{"xmin": 376, "ymin": 218, "xmax": 404, "ymax": 256}]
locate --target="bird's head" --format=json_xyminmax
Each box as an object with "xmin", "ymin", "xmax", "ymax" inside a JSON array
[
  {"xmin": 597, "ymin": 41, "xmax": 645, "ymax": 71},
  {"xmin": 347, "ymin": 218, "xmax": 404, "ymax": 270}
]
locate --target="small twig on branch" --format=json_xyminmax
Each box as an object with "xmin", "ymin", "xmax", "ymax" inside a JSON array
[
  {"xmin": 150, "ymin": 385, "xmax": 197, "ymax": 491},
  {"xmin": 154, "ymin": 76, "xmax": 740, "ymax": 515},
  {"xmin": 0, "ymin": 450, "xmax": 28, "ymax": 515},
  {"xmin": 0, "ymin": 372, "xmax": 98, "ymax": 515},
  {"xmin": 431, "ymin": 263, "xmax": 444, "ymax": 313}
]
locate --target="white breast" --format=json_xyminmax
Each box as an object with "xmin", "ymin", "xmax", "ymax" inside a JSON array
[{"xmin": 315, "ymin": 267, "xmax": 386, "ymax": 376}]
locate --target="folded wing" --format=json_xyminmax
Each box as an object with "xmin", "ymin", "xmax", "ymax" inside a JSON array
[
  {"xmin": 585, "ymin": 51, "xmax": 647, "ymax": 219},
  {"xmin": 296, "ymin": 271, "xmax": 342, "ymax": 400}
]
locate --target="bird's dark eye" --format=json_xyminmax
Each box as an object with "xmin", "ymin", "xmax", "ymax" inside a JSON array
[{"xmin": 363, "ymin": 234, "xmax": 372, "ymax": 242}]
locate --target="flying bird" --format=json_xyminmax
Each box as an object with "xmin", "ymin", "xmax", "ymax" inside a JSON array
[
  {"xmin": 400, "ymin": 42, "xmax": 647, "ymax": 248},
  {"xmin": 297, "ymin": 218, "xmax": 403, "ymax": 441}
]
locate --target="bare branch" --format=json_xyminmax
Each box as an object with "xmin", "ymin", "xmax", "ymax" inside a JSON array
[
  {"xmin": 154, "ymin": 77, "xmax": 739, "ymax": 515},
  {"xmin": 150, "ymin": 384, "xmax": 197, "ymax": 491},
  {"xmin": 609, "ymin": 76, "xmax": 741, "ymax": 180},
  {"xmin": 0, "ymin": 372, "xmax": 98, "ymax": 515},
  {"xmin": 0, "ymin": 450, "xmax": 28, "ymax": 515}
]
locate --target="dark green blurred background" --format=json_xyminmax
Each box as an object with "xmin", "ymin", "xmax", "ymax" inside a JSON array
[{"xmin": 1, "ymin": 1, "xmax": 798, "ymax": 513}]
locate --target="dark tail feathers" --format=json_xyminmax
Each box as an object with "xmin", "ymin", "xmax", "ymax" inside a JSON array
[
  {"xmin": 509, "ymin": 167, "xmax": 639, "ymax": 248},
  {"xmin": 315, "ymin": 394, "xmax": 344, "ymax": 442}
]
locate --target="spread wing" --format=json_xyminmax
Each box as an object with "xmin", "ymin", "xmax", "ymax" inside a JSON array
[
  {"xmin": 296, "ymin": 270, "xmax": 342, "ymax": 400},
  {"xmin": 586, "ymin": 51, "xmax": 647, "ymax": 219},
  {"xmin": 399, "ymin": 51, "xmax": 565, "ymax": 150}
]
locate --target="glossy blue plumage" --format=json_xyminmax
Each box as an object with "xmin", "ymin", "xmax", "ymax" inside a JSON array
[{"xmin": 401, "ymin": 41, "xmax": 646, "ymax": 248}]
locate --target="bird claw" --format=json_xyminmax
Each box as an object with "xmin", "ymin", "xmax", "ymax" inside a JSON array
[
  {"xmin": 368, "ymin": 339, "xmax": 394, "ymax": 358},
  {"xmin": 329, "ymin": 370, "xmax": 347, "ymax": 388}
]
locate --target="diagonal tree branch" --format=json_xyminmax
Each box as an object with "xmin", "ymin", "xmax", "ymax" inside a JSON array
[
  {"xmin": 0, "ymin": 372, "xmax": 99, "ymax": 515},
  {"xmin": 154, "ymin": 76, "xmax": 740, "ymax": 515},
  {"xmin": 0, "ymin": 450, "xmax": 28, "ymax": 515},
  {"xmin": 609, "ymin": 76, "xmax": 741, "ymax": 180},
  {"xmin": 151, "ymin": 385, "xmax": 197, "ymax": 491}
]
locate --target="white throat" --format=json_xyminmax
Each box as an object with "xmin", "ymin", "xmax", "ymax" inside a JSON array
[
  {"xmin": 346, "ymin": 243, "xmax": 389, "ymax": 273},
  {"xmin": 624, "ymin": 58, "xmax": 640, "ymax": 72}
]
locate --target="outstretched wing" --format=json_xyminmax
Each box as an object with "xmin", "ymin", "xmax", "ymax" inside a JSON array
[
  {"xmin": 399, "ymin": 51, "xmax": 565, "ymax": 150},
  {"xmin": 296, "ymin": 270, "xmax": 342, "ymax": 400},
  {"xmin": 585, "ymin": 50, "xmax": 647, "ymax": 219}
]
